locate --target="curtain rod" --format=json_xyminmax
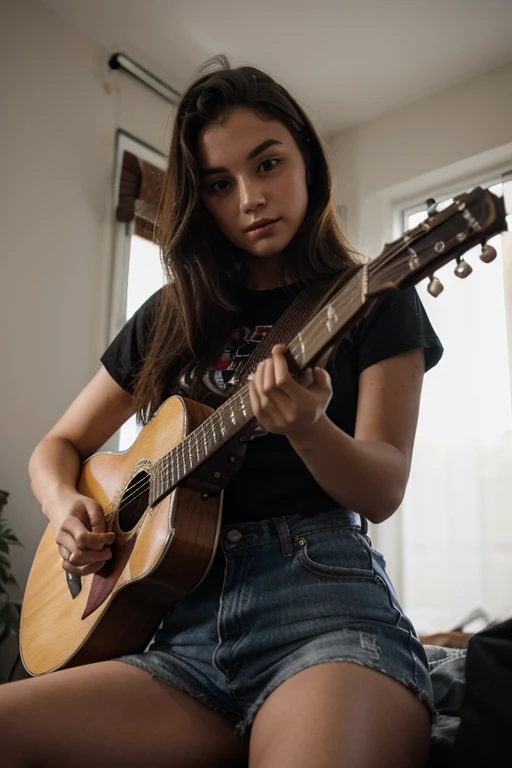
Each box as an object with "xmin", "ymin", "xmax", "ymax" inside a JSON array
[{"xmin": 108, "ymin": 52, "xmax": 181, "ymax": 106}]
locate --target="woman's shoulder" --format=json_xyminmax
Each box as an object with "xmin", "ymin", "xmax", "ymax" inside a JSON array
[
  {"xmin": 355, "ymin": 285, "xmax": 444, "ymax": 374},
  {"xmin": 136, "ymin": 285, "xmax": 167, "ymax": 318}
]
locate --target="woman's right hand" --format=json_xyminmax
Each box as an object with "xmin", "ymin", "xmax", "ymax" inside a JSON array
[{"xmin": 44, "ymin": 484, "xmax": 116, "ymax": 576}]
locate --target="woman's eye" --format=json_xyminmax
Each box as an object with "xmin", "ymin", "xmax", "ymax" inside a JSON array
[
  {"xmin": 208, "ymin": 159, "xmax": 280, "ymax": 194},
  {"xmin": 210, "ymin": 179, "xmax": 231, "ymax": 194},
  {"xmin": 259, "ymin": 158, "xmax": 280, "ymax": 173}
]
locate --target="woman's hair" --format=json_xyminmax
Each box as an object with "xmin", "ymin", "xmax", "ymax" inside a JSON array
[{"xmin": 133, "ymin": 55, "xmax": 362, "ymax": 423}]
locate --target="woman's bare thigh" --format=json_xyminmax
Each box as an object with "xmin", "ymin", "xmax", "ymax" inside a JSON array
[{"xmin": 0, "ymin": 660, "xmax": 248, "ymax": 768}]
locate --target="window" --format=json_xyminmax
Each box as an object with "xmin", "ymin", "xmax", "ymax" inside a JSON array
[
  {"xmin": 400, "ymin": 176, "xmax": 512, "ymax": 634},
  {"xmin": 118, "ymin": 230, "xmax": 165, "ymax": 450},
  {"xmin": 110, "ymin": 132, "xmax": 166, "ymax": 451}
]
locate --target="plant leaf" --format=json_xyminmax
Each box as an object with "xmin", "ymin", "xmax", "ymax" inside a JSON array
[
  {"xmin": 7, "ymin": 602, "xmax": 20, "ymax": 632},
  {"xmin": 0, "ymin": 565, "xmax": 11, "ymax": 585},
  {"xmin": 0, "ymin": 531, "xmax": 22, "ymax": 547},
  {"xmin": 0, "ymin": 600, "xmax": 19, "ymax": 632},
  {"xmin": 0, "ymin": 520, "xmax": 22, "ymax": 546},
  {"xmin": 0, "ymin": 599, "xmax": 11, "ymax": 622}
]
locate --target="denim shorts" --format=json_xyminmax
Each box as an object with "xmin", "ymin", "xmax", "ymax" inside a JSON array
[{"xmin": 118, "ymin": 507, "xmax": 434, "ymax": 738}]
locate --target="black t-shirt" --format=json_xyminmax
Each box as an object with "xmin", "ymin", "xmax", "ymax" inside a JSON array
[{"xmin": 101, "ymin": 283, "xmax": 443, "ymax": 524}]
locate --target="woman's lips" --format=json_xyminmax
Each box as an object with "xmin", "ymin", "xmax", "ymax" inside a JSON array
[{"xmin": 245, "ymin": 219, "xmax": 280, "ymax": 237}]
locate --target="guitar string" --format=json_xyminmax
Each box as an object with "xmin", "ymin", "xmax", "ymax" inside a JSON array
[
  {"xmin": 107, "ymin": 275, "xmax": 364, "ymax": 515},
  {"xmin": 106, "ymin": 263, "xmax": 387, "ymax": 515},
  {"xmin": 120, "ymin": 190, "xmax": 503, "ymax": 512},
  {"xmin": 107, "ymin": 205, "xmax": 483, "ymax": 516},
  {"xmin": 107, "ymin": 251, "xmax": 433, "ymax": 517},
  {"xmin": 106, "ymin": 239, "xmax": 435, "ymax": 516}
]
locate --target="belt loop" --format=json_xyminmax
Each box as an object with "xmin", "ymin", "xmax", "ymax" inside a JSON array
[{"xmin": 271, "ymin": 516, "xmax": 293, "ymax": 557}]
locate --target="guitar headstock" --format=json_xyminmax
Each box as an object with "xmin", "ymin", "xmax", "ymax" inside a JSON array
[{"xmin": 371, "ymin": 187, "xmax": 508, "ymax": 297}]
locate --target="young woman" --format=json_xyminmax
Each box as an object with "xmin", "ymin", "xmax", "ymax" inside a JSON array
[{"xmin": 1, "ymin": 57, "xmax": 443, "ymax": 768}]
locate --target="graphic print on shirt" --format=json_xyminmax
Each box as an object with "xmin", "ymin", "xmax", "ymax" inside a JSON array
[{"xmin": 203, "ymin": 324, "xmax": 273, "ymax": 395}]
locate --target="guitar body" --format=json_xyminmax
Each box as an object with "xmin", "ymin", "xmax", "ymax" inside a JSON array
[{"xmin": 20, "ymin": 396, "xmax": 224, "ymax": 676}]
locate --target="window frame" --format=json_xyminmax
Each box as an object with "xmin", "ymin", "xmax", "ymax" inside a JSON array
[
  {"xmin": 397, "ymin": 170, "xmax": 509, "ymax": 238},
  {"xmin": 110, "ymin": 130, "xmax": 167, "ymax": 344}
]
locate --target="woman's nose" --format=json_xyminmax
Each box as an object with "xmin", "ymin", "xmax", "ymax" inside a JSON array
[{"xmin": 239, "ymin": 177, "xmax": 266, "ymax": 214}]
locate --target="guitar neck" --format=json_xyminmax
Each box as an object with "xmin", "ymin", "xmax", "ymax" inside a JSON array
[
  {"xmin": 149, "ymin": 267, "xmax": 370, "ymax": 506},
  {"xmin": 150, "ymin": 185, "xmax": 508, "ymax": 506}
]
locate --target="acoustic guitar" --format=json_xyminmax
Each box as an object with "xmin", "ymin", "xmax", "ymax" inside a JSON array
[{"xmin": 20, "ymin": 187, "xmax": 507, "ymax": 675}]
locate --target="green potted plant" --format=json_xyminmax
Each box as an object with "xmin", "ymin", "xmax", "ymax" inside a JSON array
[{"xmin": 0, "ymin": 491, "xmax": 23, "ymax": 646}]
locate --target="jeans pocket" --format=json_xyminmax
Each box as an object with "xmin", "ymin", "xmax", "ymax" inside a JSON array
[{"xmin": 294, "ymin": 527, "xmax": 377, "ymax": 580}]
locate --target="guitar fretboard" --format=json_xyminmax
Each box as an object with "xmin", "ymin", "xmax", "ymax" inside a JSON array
[
  {"xmin": 149, "ymin": 266, "xmax": 368, "ymax": 506},
  {"xmin": 149, "ymin": 186, "xmax": 507, "ymax": 506}
]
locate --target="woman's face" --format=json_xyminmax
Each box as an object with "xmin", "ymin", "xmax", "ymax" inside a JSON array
[{"xmin": 197, "ymin": 108, "xmax": 309, "ymax": 266}]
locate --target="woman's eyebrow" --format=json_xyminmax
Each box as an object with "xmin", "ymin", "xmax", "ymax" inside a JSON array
[
  {"xmin": 199, "ymin": 138, "xmax": 283, "ymax": 178},
  {"xmin": 247, "ymin": 138, "xmax": 283, "ymax": 160}
]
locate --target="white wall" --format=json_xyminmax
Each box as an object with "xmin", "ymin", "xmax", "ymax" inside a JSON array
[
  {"xmin": 328, "ymin": 59, "xmax": 512, "ymax": 256},
  {"xmin": 0, "ymin": 0, "xmax": 174, "ymax": 612}
]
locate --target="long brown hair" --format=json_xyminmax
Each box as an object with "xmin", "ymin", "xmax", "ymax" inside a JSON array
[{"xmin": 133, "ymin": 55, "xmax": 361, "ymax": 423}]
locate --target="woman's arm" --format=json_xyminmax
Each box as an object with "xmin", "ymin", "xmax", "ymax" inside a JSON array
[
  {"xmin": 29, "ymin": 366, "xmax": 136, "ymax": 573},
  {"xmin": 248, "ymin": 345, "xmax": 424, "ymax": 524}
]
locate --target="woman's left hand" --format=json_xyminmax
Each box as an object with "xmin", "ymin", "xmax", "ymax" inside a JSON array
[{"xmin": 247, "ymin": 344, "xmax": 333, "ymax": 438}]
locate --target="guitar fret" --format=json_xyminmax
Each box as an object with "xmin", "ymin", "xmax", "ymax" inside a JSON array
[
  {"xmin": 175, "ymin": 445, "xmax": 180, "ymax": 483},
  {"xmin": 181, "ymin": 443, "xmax": 187, "ymax": 479},
  {"xmin": 153, "ymin": 467, "xmax": 160, "ymax": 503},
  {"xmin": 181, "ymin": 440, "xmax": 187, "ymax": 475},
  {"xmin": 161, "ymin": 465, "xmax": 166, "ymax": 501},
  {"xmin": 297, "ymin": 331, "xmax": 306, "ymax": 365},
  {"xmin": 164, "ymin": 461, "xmax": 169, "ymax": 495},
  {"xmin": 325, "ymin": 303, "xmax": 339, "ymax": 335}
]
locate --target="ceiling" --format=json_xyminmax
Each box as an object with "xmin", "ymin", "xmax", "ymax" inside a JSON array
[{"xmin": 40, "ymin": 0, "xmax": 512, "ymax": 136}]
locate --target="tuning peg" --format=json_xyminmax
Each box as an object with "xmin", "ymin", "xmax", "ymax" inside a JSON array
[
  {"xmin": 479, "ymin": 244, "xmax": 497, "ymax": 263},
  {"xmin": 427, "ymin": 275, "xmax": 444, "ymax": 297},
  {"xmin": 454, "ymin": 257, "xmax": 473, "ymax": 278},
  {"xmin": 425, "ymin": 197, "xmax": 438, "ymax": 215}
]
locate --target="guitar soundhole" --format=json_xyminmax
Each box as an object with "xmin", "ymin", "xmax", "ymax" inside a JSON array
[{"xmin": 117, "ymin": 471, "xmax": 151, "ymax": 532}]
